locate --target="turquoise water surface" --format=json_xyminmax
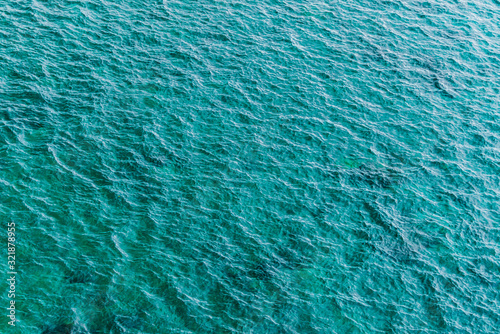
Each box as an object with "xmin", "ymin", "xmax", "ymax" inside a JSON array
[{"xmin": 1, "ymin": 0, "xmax": 500, "ymax": 333}]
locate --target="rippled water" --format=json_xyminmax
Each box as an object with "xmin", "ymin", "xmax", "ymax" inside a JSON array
[{"xmin": 1, "ymin": 0, "xmax": 499, "ymax": 333}]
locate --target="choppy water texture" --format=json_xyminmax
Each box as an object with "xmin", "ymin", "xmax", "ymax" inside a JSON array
[{"xmin": 1, "ymin": 0, "xmax": 500, "ymax": 333}]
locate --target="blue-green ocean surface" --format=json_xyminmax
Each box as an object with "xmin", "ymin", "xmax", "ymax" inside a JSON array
[{"xmin": 1, "ymin": 0, "xmax": 499, "ymax": 332}]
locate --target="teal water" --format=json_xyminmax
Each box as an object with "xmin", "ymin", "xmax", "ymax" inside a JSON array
[{"xmin": 1, "ymin": 0, "xmax": 500, "ymax": 332}]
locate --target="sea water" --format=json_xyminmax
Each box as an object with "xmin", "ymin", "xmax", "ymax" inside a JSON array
[{"xmin": 1, "ymin": 0, "xmax": 499, "ymax": 333}]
